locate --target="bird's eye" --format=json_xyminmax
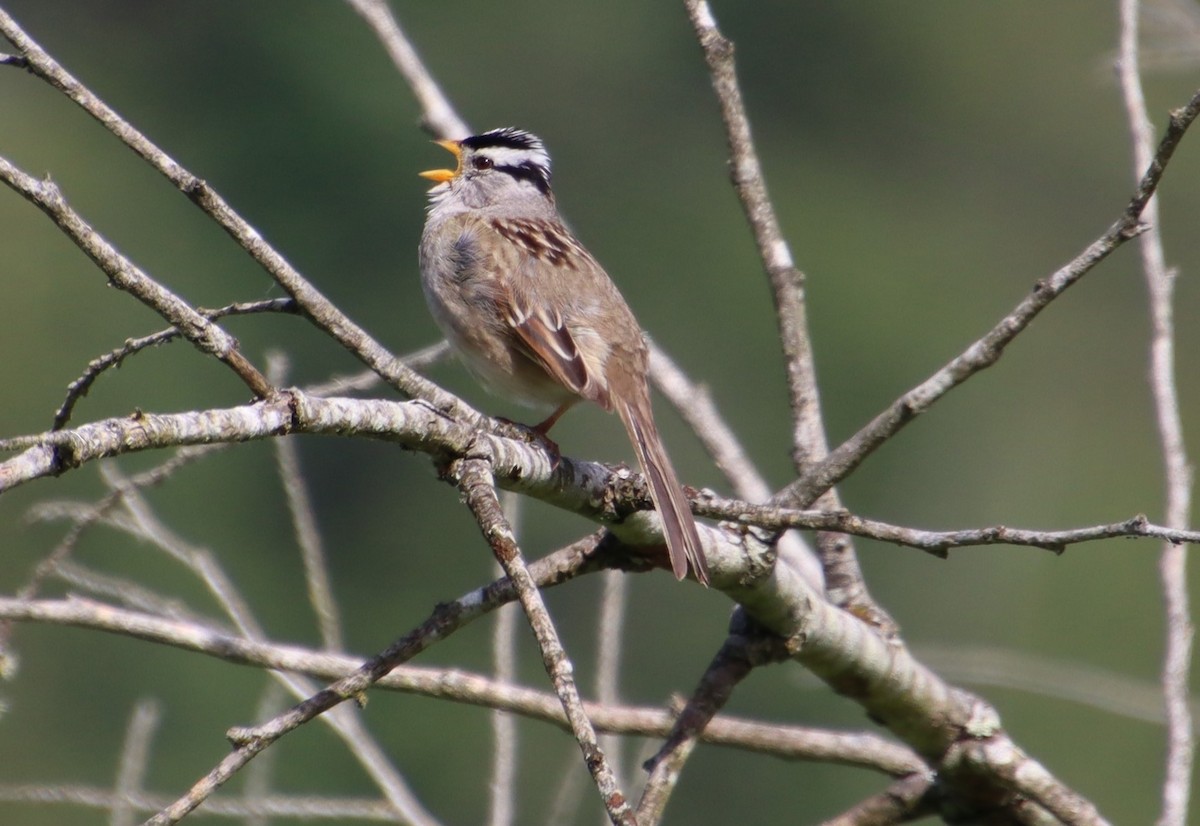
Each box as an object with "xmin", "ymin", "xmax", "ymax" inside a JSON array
[{"xmin": 474, "ymin": 156, "xmax": 493, "ymax": 170}]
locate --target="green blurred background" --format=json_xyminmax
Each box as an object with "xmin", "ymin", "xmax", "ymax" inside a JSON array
[{"xmin": 2, "ymin": 1, "xmax": 1199, "ymax": 823}]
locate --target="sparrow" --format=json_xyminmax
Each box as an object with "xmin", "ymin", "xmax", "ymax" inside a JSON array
[{"xmin": 418, "ymin": 127, "xmax": 709, "ymax": 585}]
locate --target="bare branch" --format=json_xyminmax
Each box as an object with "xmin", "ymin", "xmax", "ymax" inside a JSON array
[
  {"xmin": 1117, "ymin": 6, "xmax": 1196, "ymax": 826},
  {"xmin": 125, "ymin": 527, "xmax": 595, "ymax": 824},
  {"xmin": 270, "ymin": 395, "xmax": 344, "ymax": 651},
  {"xmin": 696, "ymin": 499, "xmax": 1200, "ymax": 555},
  {"xmin": 112, "ymin": 700, "xmax": 161, "ymax": 826},
  {"xmin": 0, "ymin": 785, "xmax": 404, "ymax": 821},
  {"xmin": 52, "ymin": 558, "xmax": 207, "ymax": 625},
  {"xmin": 488, "ymin": 492, "xmax": 521, "ymax": 826},
  {"xmin": 638, "ymin": 632, "xmax": 790, "ymax": 823},
  {"xmin": 779, "ymin": 84, "xmax": 1200, "ymax": 510},
  {"xmin": 54, "ymin": 299, "xmax": 298, "ymax": 431},
  {"xmin": 819, "ymin": 773, "xmax": 936, "ymax": 826},
  {"xmin": 681, "ymin": 0, "xmax": 818, "ymax": 467},
  {"xmin": 455, "ymin": 457, "xmax": 635, "ymax": 826},
  {"xmin": 0, "ymin": 596, "xmax": 923, "ymax": 777},
  {"xmin": 342, "ymin": 0, "xmax": 469, "ymax": 140},
  {"xmin": 0, "ymin": 8, "xmax": 473, "ymax": 419},
  {"xmin": 306, "ymin": 341, "xmax": 452, "ymax": 397},
  {"xmin": 682, "ymin": 0, "xmax": 886, "ymax": 627},
  {"xmin": 0, "ymin": 157, "xmax": 273, "ymax": 400},
  {"xmin": 0, "ymin": 393, "xmax": 738, "ymax": 581},
  {"xmin": 103, "ymin": 462, "xmax": 263, "ymax": 638},
  {"xmin": 100, "ymin": 463, "xmax": 439, "ymax": 826}
]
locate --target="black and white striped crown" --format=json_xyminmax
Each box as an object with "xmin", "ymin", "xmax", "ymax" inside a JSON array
[{"xmin": 462, "ymin": 127, "xmax": 552, "ymax": 195}]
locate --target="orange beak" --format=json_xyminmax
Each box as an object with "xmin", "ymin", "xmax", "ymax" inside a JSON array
[{"xmin": 419, "ymin": 139, "xmax": 462, "ymax": 183}]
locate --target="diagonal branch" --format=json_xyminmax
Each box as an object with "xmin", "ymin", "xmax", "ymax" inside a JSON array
[
  {"xmin": 342, "ymin": 0, "xmax": 469, "ymax": 140},
  {"xmin": 0, "ymin": 156, "xmax": 272, "ymax": 400},
  {"xmin": 637, "ymin": 630, "xmax": 790, "ymax": 823},
  {"xmin": 132, "ymin": 530, "xmax": 597, "ymax": 824},
  {"xmin": 454, "ymin": 457, "xmax": 636, "ymax": 826},
  {"xmin": 683, "ymin": 0, "xmax": 886, "ymax": 626},
  {"xmin": 0, "ymin": 7, "xmax": 472, "ymax": 421},
  {"xmin": 681, "ymin": 0, "xmax": 820, "ymax": 468},
  {"xmin": 778, "ymin": 83, "xmax": 1200, "ymax": 511},
  {"xmin": 54, "ymin": 298, "xmax": 299, "ymax": 430},
  {"xmin": 819, "ymin": 773, "xmax": 937, "ymax": 826}
]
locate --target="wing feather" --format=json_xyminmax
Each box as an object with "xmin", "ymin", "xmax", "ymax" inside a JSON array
[{"xmin": 488, "ymin": 218, "xmax": 613, "ymax": 410}]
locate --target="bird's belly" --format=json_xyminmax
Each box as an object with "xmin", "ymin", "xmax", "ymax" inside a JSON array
[{"xmin": 431, "ymin": 297, "xmax": 575, "ymax": 410}]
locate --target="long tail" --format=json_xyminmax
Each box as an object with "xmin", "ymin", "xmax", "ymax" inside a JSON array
[{"xmin": 616, "ymin": 396, "xmax": 710, "ymax": 586}]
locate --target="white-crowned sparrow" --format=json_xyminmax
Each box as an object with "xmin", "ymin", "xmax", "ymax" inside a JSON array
[{"xmin": 418, "ymin": 127, "xmax": 709, "ymax": 585}]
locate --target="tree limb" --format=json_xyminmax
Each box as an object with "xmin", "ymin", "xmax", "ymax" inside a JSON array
[
  {"xmin": 0, "ymin": 596, "xmax": 921, "ymax": 776},
  {"xmin": 455, "ymin": 457, "xmax": 635, "ymax": 825},
  {"xmin": 0, "ymin": 7, "xmax": 473, "ymax": 420},
  {"xmin": 1117, "ymin": 5, "xmax": 1196, "ymax": 825}
]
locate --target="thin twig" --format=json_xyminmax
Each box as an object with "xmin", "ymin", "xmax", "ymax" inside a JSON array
[
  {"xmin": 0, "ymin": 156, "xmax": 272, "ymax": 400},
  {"xmin": 637, "ymin": 632, "xmax": 790, "ymax": 824},
  {"xmin": 270, "ymin": 373, "xmax": 344, "ymax": 651},
  {"xmin": 648, "ymin": 343, "xmax": 825, "ymax": 590},
  {"xmin": 1116, "ymin": 5, "xmax": 1195, "ymax": 825},
  {"xmin": 52, "ymin": 558, "xmax": 208, "ymax": 626},
  {"xmin": 0, "ymin": 785, "xmax": 405, "ymax": 821},
  {"xmin": 306, "ymin": 341, "xmax": 452, "ymax": 397},
  {"xmin": 0, "ymin": 485, "xmax": 123, "ymax": 655},
  {"xmin": 595, "ymin": 570, "xmax": 630, "ymax": 791},
  {"xmin": 342, "ymin": 0, "xmax": 469, "ymax": 140},
  {"xmin": 111, "ymin": 700, "xmax": 161, "ymax": 826},
  {"xmin": 455, "ymin": 457, "xmax": 636, "ymax": 826},
  {"xmin": 0, "ymin": 8, "xmax": 473, "ymax": 419},
  {"xmin": 682, "ymin": 0, "xmax": 883, "ymax": 624},
  {"xmin": 779, "ymin": 84, "xmax": 1200, "ymax": 510},
  {"xmin": 489, "ymin": 491, "xmax": 521, "ymax": 826},
  {"xmin": 680, "ymin": 0, "xmax": 816, "ymax": 466},
  {"xmin": 132, "ymin": 532, "xmax": 598, "ymax": 825},
  {"xmin": 819, "ymin": 774, "xmax": 936, "ymax": 826},
  {"xmin": 695, "ymin": 500, "xmax": 1200, "ymax": 555},
  {"xmin": 103, "ymin": 466, "xmax": 439, "ymax": 826},
  {"xmin": 103, "ymin": 463, "xmax": 265, "ymax": 638},
  {"xmin": 54, "ymin": 299, "xmax": 298, "ymax": 430},
  {"xmin": 0, "ymin": 596, "xmax": 924, "ymax": 776}
]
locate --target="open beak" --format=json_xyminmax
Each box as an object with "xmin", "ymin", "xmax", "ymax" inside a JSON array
[{"xmin": 419, "ymin": 139, "xmax": 461, "ymax": 184}]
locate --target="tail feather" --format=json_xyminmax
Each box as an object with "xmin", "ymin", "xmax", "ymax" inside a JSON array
[{"xmin": 617, "ymin": 397, "xmax": 710, "ymax": 586}]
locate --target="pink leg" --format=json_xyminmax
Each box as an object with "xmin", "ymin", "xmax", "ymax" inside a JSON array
[{"xmin": 533, "ymin": 402, "xmax": 573, "ymax": 435}]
